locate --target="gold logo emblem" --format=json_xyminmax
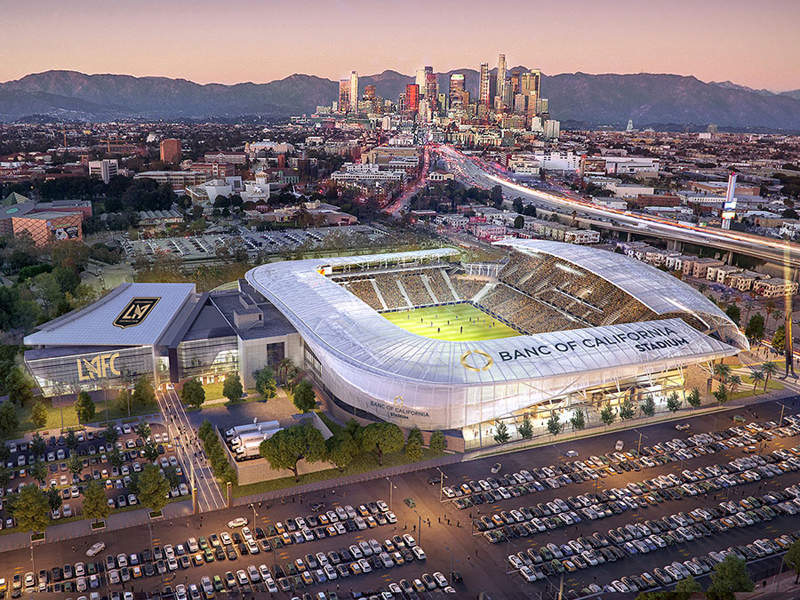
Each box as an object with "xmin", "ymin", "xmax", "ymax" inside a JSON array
[
  {"xmin": 460, "ymin": 350, "xmax": 493, "ymax": 372},
  {"xmin": 114, "ymin": 297, "xmax": 160, "ymax": 328},
  {"xmin": 77, "ymin": 352, "xmax": 120, "ymax": 381}
]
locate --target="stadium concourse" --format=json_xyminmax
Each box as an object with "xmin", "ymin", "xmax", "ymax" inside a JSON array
[{"xmin": 245, "ymin": 240, "xmax": 749, "ymax": 449}]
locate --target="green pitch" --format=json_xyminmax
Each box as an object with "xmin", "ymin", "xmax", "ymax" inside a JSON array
[{"xmin": 381, "ymin": 303, "xmax": 519, "ymax": 341}]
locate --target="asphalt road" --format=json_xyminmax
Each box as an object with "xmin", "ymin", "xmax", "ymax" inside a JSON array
[{"xmin": 5, "ymin": 397, "xmax": 800, "ymax": 599}]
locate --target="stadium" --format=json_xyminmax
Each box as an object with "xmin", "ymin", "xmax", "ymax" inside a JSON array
[
  {"xmin": 245, "ymin": 239, "xmax": 748, "ymax": 449},
  {"xmin": 23, "ymin": 239, "xmax": 748, "ymax": 450}
]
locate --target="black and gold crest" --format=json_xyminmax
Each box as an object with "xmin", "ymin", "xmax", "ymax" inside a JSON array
[{"xmin": 113, "ymin": 297, "xmax": 160, "ymax": 328}]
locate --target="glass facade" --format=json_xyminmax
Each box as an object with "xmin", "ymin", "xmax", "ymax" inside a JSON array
[
  {"xmin": 26, "ymin": 346, "xmax": 155, "ymax": 397},
  {"xmin": 177, "ymin": 336, "xmax": 239, "ymax": 380},
  {"xmin": 266, "ymin": 342, "xmax": 285, "ymax": 369}
]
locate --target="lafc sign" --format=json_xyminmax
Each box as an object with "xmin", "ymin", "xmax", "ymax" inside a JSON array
[
  {"xmin": 114, "ymin": 297, "xmax": 160, "ymax": 328},
  {"xmin": 77, "ymin": 352, "xmax": 120, "ymax": 381}
]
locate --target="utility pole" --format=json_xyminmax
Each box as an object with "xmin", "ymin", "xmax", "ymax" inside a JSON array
[{"xmin": 436, "ymin": 467, "xmax": 448, "ymax": 502}]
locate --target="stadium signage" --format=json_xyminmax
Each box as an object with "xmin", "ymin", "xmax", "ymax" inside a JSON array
[
  {"xmin": 77, "ymin": 351, "xmax": 120, "ymax": 381},
  {"xmin": 368, "ymin": 400, "xmax": 430, "ymax": 420},
  {"xmin": 113, "ymin": 297, "xmax": 160, "ymax": 328},
  {"xmin": 497, "ymin": 326, "xmax": 689, "ymax": 362}
]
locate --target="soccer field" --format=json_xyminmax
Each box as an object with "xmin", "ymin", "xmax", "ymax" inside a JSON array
[{"xmin": 381, "ymin": 303, "xmax": 519, "ymax": 341}]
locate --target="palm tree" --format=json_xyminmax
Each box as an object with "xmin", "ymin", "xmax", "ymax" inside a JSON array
[
  {"xmin": 728, "ymin": 374, "xmax": 742, "ymax": 396},
  {"xmin": 766, "ymin": 299, "xmax": 776, "ymax": 328},
  {"xmin": 750, "ymin": 368, "xmax": 765, "ymax": 392},
  {"xmin": 713, "ymin": 363, "xmax": 731, "ymax": 385},
  {"xmin": 277, "ymin": 358, "xmax": 294, "ymax": 387},
  {"xmin": 762, "ymin": 361, "xmax": 778, "ymax": 391}
]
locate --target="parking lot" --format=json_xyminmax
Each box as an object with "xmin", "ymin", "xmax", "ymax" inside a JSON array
[
  {"xmin": 0, "ymin": 421, "xmax": 190, "ymax": 532},
  {"xmin": 1, "ymin": 398, "xmax": 799, "ymax": 599}
]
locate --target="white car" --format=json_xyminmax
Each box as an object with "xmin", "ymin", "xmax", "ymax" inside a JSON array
[
  {"xmin": 675, "ymin": 423, "xmax": 691, "ymax": 431},
  {"xmin": 227, "ymin": 517, "xmax": 248, "ymax": 528}
]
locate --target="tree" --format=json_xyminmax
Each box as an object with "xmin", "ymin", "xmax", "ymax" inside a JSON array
[
  {"xmin": 570, "ymin": 409, "xmax": 586, "ymax": 430},
  {"xmin": 666, "ymin": 392, "xmax": 682, "ymax": 412},
  {"xmin": 762, "ymin": 361, "xmax": 778, "ymax": 390},
  {"xmin": 143, "ymin": 441, "xmax": 159, "ymax": 462},
  {"xmin": 222, "ymin": 373, "xmax": 244, "ymax": 403},
  {"xmin": 405, "ymin": 436, "xmax": 423, "ymax": 462},
  {"xmin": 687, "ymin": 388, "xmax": 702, "ymax": 408},
  {"xmin": 513, "ymin": 215, "xmax": 524, "ymax": 229},
  {"xmin": 725, "ymin": 303, "xmax": 741, "ymax": 326},
  {"xmin": 135, "ymin": 422, "xmax": 151, "ymax": 441},
  {"xmin": 600, "ymin": 404, "xmax": 616, "ymax": 426},
  {"xmin": 713, "ymin": 387, "xmax": 728, "ymax": 406},
  {"xmin": 0, "ymin": 400, "xmax": 19, "ymax": 438},
  {"xmin": 103, "ymin": 423, "xmax": 119, "ymax": 445},
  {"xmin": 292, "ymin": 380, "xmax": 316, "ymax": 413},
  {"xmin": 31, "ymin": 461, "xmax": 47, "ymax": 485},
  {"xmin": 254, "ymin": 368, "xmax": 277, "ymax": 402},
  {"xmin": 163, "ymin": 466, "xmax": 181, "ymax": 489},
  {"xmin": 518, "ymin": 415, "xmax": 533, "ymax": 439},
  {"xmin": 747, "ymin": 367, "xmax": 764, "ymax": 392},
  {"xmin": 12, "ymin": 485, "xmax": 49, "ymax": 533},
  {"xmin": 75, "ymin": 391, "xmax": 96, "ymax": 424},
  {"xmin": 31, "ymin": 433, "xmax": 46, "ymax": 457},
  {"xmin": 493, "ymin": 421, "xmax": 510, "ymax": 444},
  {"xmin": 728, "ymin": 374, "xmax": 742, "ymax": 395},
  {"xmin": 675, "ymin": 575, "xmax": 703, "ymax": 598},
  {"xmin": 619, "ymin": 398, "xmax": 635, "ymax": 420},
  {"xmin": 68, "ymin": 454, "xmax": 83, "ymax": 476},
  {"xmin": 131, "ymin": 376, "xmax": 155, "ymax": 408},
  {"xmin": 785, "ymin": 539, "xmax": 800, "ymax": 583},
  {"xmin": 46, "ymin": 488, "xmax": 62, "ymax": 513},
  {"xmin": 180, "ymin": 378, "xmax": 205, "ymax": 409},
  {"xmin": 83, "ymin": 481, "xmax": 110, "ymax": 524},
  {"xmin": 429, "ymin": 430, "xmax": 447, "ymax": 454},
  {"xmin": 706, "ymin": 554, "xmax": 753, "ymax": 600},
  {"xmin": 137, "ymin": 464, "xmax": 170, "ymax": 513},
  {"xmin": 772, "ymin": 325, "xmax": 786, "ymax": 355},
  {"xmin": 546, "ymin": 413, "xmax": 562, "ymax": 436},
  {"xmin": 490, "ymin": 185, "xmax": 503, "ymax": 208},
  {"xmin": 108, "ymin": 447, "xmax": 123, "ymax": 469},
  {"xmin": 357, "ymin": 423, "xmax": 405, "ymax": 465},
  {"xmin": 65, "ymin": 429, "xmax": 78, "ymax": 450},
  {"xmin": 5, "ymin": 367, "xmax": 33, "ymax": 406},
  {"xmin": 31, "ymin": 401, "xmax": 48, "ymax": 429},
  {"xmin": 713, "ymin": 363, "xmax": 731, "ymax": 382},
  {"xmin": 745, "ymin": 313, "xmax": 765, "ymax": 343},
  {"xmin": 259, "ymin": 423, "xmax": 326, "ymax": 481},
  {"xmin": 406, "ymin": 427, "xmax": 423, "ymax": 447},
  {"xmin": 640, "ymin": 395, "xmax": 656, "ymax": 417},
  {"xmin": 326, "ymin": 432, "xmax": 358, "ymax": 472}
]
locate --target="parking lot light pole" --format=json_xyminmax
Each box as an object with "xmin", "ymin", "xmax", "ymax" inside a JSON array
[
  {"xmin": 385, "ymin": 477, "xmax": 395, "ymax": 509},
  {"xmin": 250, "ymin": 503, "xmax": 257, "ymax": 526},
  {"xmin": 436, "ymin": 467, "xmax": 448, "ymax": 502}
]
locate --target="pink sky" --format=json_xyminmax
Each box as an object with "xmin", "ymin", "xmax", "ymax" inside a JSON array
[{"xmin": 2, "ymin": 0, "xmax": 799, "ymax": 91}]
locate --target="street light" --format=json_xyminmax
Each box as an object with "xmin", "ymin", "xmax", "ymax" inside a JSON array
[
  {"xmin": 250, "ymin": 503, "xmax": 257, "ymax": 527},
  {"xmin": 436, "ymin": 467, "xmax": 448, "ymax": 503},
  {"xmin": 385, "ymin": 477, "xmax": 397, "ymax": 510}
]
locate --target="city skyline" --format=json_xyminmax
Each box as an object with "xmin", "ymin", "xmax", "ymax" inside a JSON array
[{"xmin": 2, "ymin": 0, "xmax": 799, "ymax": 91}]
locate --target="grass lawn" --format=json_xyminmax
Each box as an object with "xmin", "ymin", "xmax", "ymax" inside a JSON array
[
  {"xmin": 730, "ymin": 376, "xmax": 784, "ymax": 401},
  {"xmin": 201, "ymin": 381, "xmax": 257, "ymax": 402},
  {"xmin": 18, "ymin": 398, "xmax": 157, "ymax": 434},
  {"xmin": 381, "ymin": 303, "xmax": 518, "ymax": 341},
  {"xmin": 231, "ymin": 446, "xmax": 440, "ymax": 498}
]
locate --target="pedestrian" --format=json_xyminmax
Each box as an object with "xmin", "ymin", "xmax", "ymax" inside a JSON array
[{"xmin": 438, "ymin": 516, "xmax": 441, "ymax": 523}]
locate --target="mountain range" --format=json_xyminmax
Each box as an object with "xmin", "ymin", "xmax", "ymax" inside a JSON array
[{"xmin": 2, "ymin": 69, "xmax": 800, "ymax": 131}]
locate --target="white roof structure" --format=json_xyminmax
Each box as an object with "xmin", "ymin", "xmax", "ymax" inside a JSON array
[
  {"xmin": 24, "ymin": 283, "xmax": 196, "ymax": 347},
  {"xmin": 246, "ymin": 246, "xmax": 745, "ymax": 429}
]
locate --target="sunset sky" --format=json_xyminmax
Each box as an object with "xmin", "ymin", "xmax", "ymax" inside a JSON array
[{"xmin": 2, "ymin": 0, "xmax": 799, "ymax": 91}]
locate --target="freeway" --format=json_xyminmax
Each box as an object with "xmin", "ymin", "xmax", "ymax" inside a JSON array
[{"xmin": 437, "ymin": 145, "xmax": 800, "ymax": 270}]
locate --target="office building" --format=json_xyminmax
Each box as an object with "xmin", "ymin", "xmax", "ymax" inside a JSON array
[
  {"xmin": 159, "ymin": 139, "xmax": 181, "ymax": 164},
  {"xmin": 338, "ymin": 79, "xmax": 350, "ymax": 113},
  {"xmin": 449, "ymin": 73, "xmax": 465, "ymax": 109},
  {"xmin": 405, "ymin": 83, "xmax": 420, "ymax": 114},
  {"xmin": 496, "ymin": 53, "xmax": 507, "ymax": 109},
  {"xmin": 479, "ymin": 62, "xmax": 490, "ymax": 107},
  {"xmin": 88, "ymin": 159, "xmax": 119, "ymax": 184},
  {"xmin": 349, "ymin": 71, "xmax": 359, "ymax": 113}
]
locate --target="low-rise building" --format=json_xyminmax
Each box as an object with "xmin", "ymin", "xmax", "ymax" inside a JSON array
[{"xmin": 753, "ymin": 278, "xmax": 799, "ymax": 298}]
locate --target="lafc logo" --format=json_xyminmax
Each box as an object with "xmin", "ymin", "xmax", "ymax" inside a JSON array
[
  {"xmin": 460, "ymin": 350, "xmax": 493, "ymax": 372},
  {"xmin": 77, "ymin": 352, "xmax": 120, "ymax": 381},
  {"xmin": 114, "ymin": 297, "xmax": 160, "ymax": 328}
]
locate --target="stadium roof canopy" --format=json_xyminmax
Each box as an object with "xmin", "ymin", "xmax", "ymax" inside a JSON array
[
  {"xmin": 24, "ymin": 282, "xmax": 196, "ymax": 347},
  {"xmin": 246, "ymin": 246, "xmax": 745, "ymax": 388}
]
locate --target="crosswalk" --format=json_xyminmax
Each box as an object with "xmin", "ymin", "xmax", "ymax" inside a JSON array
[{"xmin": 156, "ymin": 389, "xmax": 226, "ymax": 512}]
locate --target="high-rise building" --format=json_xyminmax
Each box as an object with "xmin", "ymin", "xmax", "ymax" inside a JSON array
[
  {"xmin": 449, "ymin": 73, "xmax": 465, "ymax": 109},
  {"xmin": 479, "ymin": 62, "xmax": 490, "ymax": 107},
  {"xmin": 424, "ymin": 69, "xmax": 437, "ymax": 108},
  {"xmin": 496, "ymin": 53, "xmax": 507, "ymax": 109},
  {"xmin": 159, "ymin": 139, "xmax": 181, "ymax": 164},
  {"xmin": 405, "ymin": 83, "xmax": 420, "ymax": 114},
  {"xmin": 338, "ymin": 79, "xmax": 350, "ymax": 113},
  {"xmin": 364, "ymin": 84, "xmax": 376, "ymax": 100},
  {"xmin": 415, "ymin": 68, "xmax": 426, "ymax": 95},
  {"xmin": 88, "ymin": 159, "xmax": 119, "ymax": 184},
  {"xmin": 349, "ymin": 71, "xmax": 359, "ymax": 113}
]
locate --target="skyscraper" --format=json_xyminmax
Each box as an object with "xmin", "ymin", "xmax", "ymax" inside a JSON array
[
  {"xmin": 349, "ymin": 71, "xmax": 359, "ymax": 113},
  {"xmin": 338, "ymin": 79, "xmax": 350, "ymax": 113},
  {"xmin": 160, "ymin": 139, "xmax": 181, "ymax": 164},
  {"xmin": 449, "ymin": 73, "xmax": 465, "ymax": 109},
  {"xmin": 415, "ymin": 68, "xmax": 426, "ymax": 95},
  {"xmin": 496, "ymin": 53, "xmax": 507, "ymax": 109},
  {"xmin": 405, "ymin": 83, "xmax": 420, "ymax": 114},
  {"xmin": 479, "ymin": 62, "xmax": 490, "ymax": 107},
  {"xmin": 425, "ymin": 69, "xmax": 437, "ymax": 110}
]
